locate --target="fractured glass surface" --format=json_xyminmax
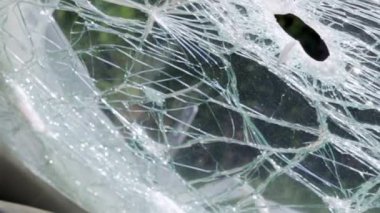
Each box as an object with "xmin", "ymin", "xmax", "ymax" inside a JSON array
[{"xmin": 0, "ymin": 0, "xmax": 379, "ymax": 212}]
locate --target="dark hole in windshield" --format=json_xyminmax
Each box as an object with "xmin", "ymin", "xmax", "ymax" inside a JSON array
[{"xmin": 275, "ymin": 14, "xmax": 330, "ymax": 61}]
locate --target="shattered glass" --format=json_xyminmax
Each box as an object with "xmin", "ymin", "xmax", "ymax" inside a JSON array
[{"xmin": 0, "ymin": 0, "xmax": 379, "ymax": 212}]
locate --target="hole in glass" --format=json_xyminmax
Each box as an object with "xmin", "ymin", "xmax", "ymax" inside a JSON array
[{"xmin": 275, "ymin": 14, "xmax": 330, "ymax": 61}]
